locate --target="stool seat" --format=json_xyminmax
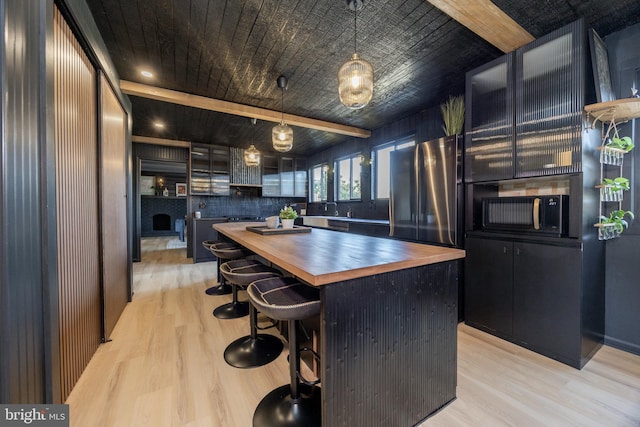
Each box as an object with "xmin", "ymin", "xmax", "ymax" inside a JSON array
[
  {"xmin": 209, "ymin": 242, "xmax": 252, "ymax": 260},
  {"xmin": 248, "ymin": 277, "xmax": 321, "ymax": 321},
  {"xmin": 248, "ymin": 277, "xmax": 321, "ymax": 427},
  {"xmin": 220, "ymin": 260, "xmax": 281, "ymax": 287}
]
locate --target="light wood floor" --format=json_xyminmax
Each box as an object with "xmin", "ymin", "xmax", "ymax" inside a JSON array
[{"xmin": 66, "ymin": 237, "xmax": 640, "ymax": 427}]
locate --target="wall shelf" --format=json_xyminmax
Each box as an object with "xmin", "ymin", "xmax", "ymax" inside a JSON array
[{"xmin": 584, "ymin": 98, "xmax": 640, "ymax": 125}]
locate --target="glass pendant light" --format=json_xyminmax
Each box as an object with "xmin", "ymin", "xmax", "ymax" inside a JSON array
[
  {"xmin": 272, "ymin": 75, "xmax": 293, "ymax": 152},
  {"xmin": 338, "ymin": 0, "xmax": 373, "ymax": 109},
  {"xmin": 244, "ymin": 118, "xmax": 260, "ymax": 167}
]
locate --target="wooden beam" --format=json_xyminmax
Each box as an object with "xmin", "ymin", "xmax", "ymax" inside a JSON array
[
  {"xmin": 131, "ymin": 135, "xmax": 191, "ymax": 148},
  {"xmin": 120, "ymin": 80, "xmax": 371, "ymax": 139},
  {"xmin": 427, "ymin": 0, "xmax": 534, "ymax": 53}
]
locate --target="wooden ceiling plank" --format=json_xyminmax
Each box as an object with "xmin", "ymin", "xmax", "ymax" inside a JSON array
[
  {"xmin": 120, "ymin": 80, "xmax": 371, "ymax": 138},
  {"xmin": 426, "ymin": 0, "xmax": 534, "ymax": 53}
]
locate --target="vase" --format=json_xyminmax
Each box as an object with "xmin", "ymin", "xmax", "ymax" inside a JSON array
[{"xmin": 281, "ymin": 219, "xmax": 294, "ymax": 229}]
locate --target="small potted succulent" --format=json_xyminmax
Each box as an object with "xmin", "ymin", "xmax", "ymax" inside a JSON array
[{"xmin": 279, "ymin": 206, "xmax": 298, "ymax": 229}]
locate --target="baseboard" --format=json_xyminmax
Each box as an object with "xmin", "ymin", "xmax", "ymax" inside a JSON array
[{"xmin": 604, "ymin": 335, "xmax": 640, "ymax": 356}]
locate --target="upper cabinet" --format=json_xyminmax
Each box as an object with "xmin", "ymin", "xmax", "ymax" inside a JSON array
[
  {"xmin": 190, "ymin": 144, "xmax": 230, "ymax": 195},
  {"xmin": 262, "ymin": 155, "xmax": 307, "ymax": 198},
  {"xmin": 465, "ymin": 20, "xmax": 588, "ymax": 182},
  {"xmin": 465, "ymin": 54, "xmax": 514, "ymax": 182}
]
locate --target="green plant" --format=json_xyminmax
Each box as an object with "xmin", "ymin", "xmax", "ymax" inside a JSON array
[
  {"xmin": 279, "ymin": 206, "xmax": 298, "ymax": 220},
  {"xmin": 599, "ymin": 209, "xmax": 634, "ymax": 233},
  {"xmin": 601, "ymin": 177, "xmax": 630, "ymax": 191},
  {"xmin": 606, "ymin": 136, "xmax": 634, "ymax": 152},
  {"xmin": 441, "ymin": 95, "xmax": 465, "ymax": 136}
]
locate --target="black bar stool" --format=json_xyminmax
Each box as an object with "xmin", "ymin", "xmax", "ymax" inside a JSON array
[
  {"xmin": 247, "ymin": 277, "xmax": 321, "ymax": 427},
  {"xmin": 214, "ymin": 259, "xmax": 261, "ymax": 319},
  {"xmin": 206, "ymin": 242, "xmax": 252, "ymax": 297},
  {"xmin": 202, "ymin": 240, "xmax": 231, "ymax": 296},
  {"xmin": 221, "ymin": 262, "xmax": 284, "ymax": 368}
]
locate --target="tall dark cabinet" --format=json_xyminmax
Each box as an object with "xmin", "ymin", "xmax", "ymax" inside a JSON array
[{"xmin": 464, "ymin": 20, "xmax": 604, "ymax": 369}]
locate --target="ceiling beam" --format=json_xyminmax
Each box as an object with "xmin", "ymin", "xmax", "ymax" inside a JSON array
[
  {"xmin": 427, "ymin": 0, "xmax": 534, "ymax": 53},
  {"xmin": 132, "ymin": 135, "xmax": 191, "ymax": 148},
  {"xmin": 120, "ymin": 80, "xmax": 371, "ymax": 139}
]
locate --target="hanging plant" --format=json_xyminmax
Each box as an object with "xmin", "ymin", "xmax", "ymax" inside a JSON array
[{"xmin": 441, "ymin": 95, "xmax": 465, "ymax": 136}]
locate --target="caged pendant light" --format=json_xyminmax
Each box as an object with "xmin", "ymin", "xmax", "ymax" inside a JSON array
[
  {"xmin": 338, "ymin": 0, "xmax": 373, "ymax": 109},
  {"xmin": 244, "ymin": 118, "xmax": 261, "ymax": 167},
  {"xmin": 272, "ymin": 75, "xmax": 293, "ymax": 152}
]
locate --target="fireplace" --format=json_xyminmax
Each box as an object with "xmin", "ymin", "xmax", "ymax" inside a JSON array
[{"xmin": 152, "ymin": 213, "xmax": 171, "ymax": 231}]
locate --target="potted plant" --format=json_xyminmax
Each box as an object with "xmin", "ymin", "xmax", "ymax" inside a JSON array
[
  {"xmin": 605, "ymin": 136, "xmax": 634, "ymax": 152},
  {"xmin": 440, "ymin": 95, "xmax": 465, "ymax": 136},
  {"xmin": 598, "ymin": 209, "xmax": 634, "ymax": 239},
  {"xmin": 279, "ymin": 206, "xmax": 298, "ymax": 229},
  {"xmin": 599, "ymin": 177, "xmax": 630, "ymax": 201}
]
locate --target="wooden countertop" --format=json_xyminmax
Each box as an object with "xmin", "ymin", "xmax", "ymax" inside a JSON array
[{"xmin": 214, "ymin": 222, "xmax": 465, "ymax": 286}]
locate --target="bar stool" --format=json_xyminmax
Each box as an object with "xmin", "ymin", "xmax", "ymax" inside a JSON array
[
  {"xmin": 214, "ymin": 259, "xmax": 260, "ymax": 319},
  {"xmin": 202, "ymin": 240, "xmax": 231, "ymax": 296},
  {"xmin": 206, "ymin": 242, "xmax": 252, "ymax": 297},
  {"xmin": 220, "ymin": 262, "xmax": 284, "ymax": 368},
  {"xmin": 247, "ymin": 277, "xmax": 322, "ymax": 427}
]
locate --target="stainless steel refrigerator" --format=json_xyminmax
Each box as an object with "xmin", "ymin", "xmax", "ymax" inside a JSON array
[{"xmin": 389, "ymin": 134, "xmax": 463, "ymax": 247}]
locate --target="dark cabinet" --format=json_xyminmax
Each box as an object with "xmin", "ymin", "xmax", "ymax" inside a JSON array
[
  {"xmin": 512, "ymin": 242, "xmax": 581, "ymax": 359},
  {"xmin": 192, "ymin": 218, "xmax": 228, "ymax": 263},
  {"xmin": 190, "ymin": 144, "xmax": 230, "ymax": 195},
  {"xmin": 465, "ymin": 235, "xmax": 589, "ymax": 367},
  {"xmin": 465, "ymin": 54, "xmax": 514, "ymax": 182},
  {"xmin": 464, "ymin": 237, "xmax": 513, "ymax": 336},
  {"xmin": 465, "ymin": 20, "xmax": 587, "ymax": 183},
  {"xmin": 261, "ymin": 155, "xmax": 307, "ymax": 197}
]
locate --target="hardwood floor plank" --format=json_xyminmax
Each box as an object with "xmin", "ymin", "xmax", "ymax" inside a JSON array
[{"xmin": 65, "ymin": 237, "xmax": 640, "ymax": 427}]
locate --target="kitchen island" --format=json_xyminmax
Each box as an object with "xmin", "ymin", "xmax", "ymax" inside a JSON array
[{"xmin": 214, "ymin": 222, "xmax": 465, "ymax": 426}]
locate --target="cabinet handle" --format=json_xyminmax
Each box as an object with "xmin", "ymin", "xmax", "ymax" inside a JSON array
[
  {"xmin": 503, "ymin": 246, "xmax": 508, "ymax": 254},
  {"xmin": 533, "ymin": 198, "xmax": 541, "ymax": 230},
  {"xmin": 516, "ymin": 247, "xmax": 520, "ymax": 256}
]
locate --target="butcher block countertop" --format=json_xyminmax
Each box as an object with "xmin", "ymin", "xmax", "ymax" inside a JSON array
[{"xmin": 214, "ymin": 222, "xmax": 465, "ymax": 286}]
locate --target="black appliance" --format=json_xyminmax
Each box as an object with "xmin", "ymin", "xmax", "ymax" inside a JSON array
[
  {"xmin": 389, "ymin": 135, "xmax": 463, "ymax": 247},
  {"xmin": 481, "ymin": 195, "xmax": 569, "ymax": 236}
]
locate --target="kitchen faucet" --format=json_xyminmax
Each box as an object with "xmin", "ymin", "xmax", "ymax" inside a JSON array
[{"xmin": 325, "ymin": 202, "xmax": 338, "ymax": 216}]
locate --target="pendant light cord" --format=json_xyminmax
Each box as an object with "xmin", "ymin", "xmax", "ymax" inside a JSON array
[
  {"xmin": 281, "ymin": 87, "xmax": 284, "ymax": 124},
  {"xmin": 354, "ymin": 7, "xmax": 357, "ymax": 54}
]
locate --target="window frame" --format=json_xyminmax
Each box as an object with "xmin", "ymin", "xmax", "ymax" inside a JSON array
[
  {"xmin": 310, "ymin": 163, "xmax": 329, "ymax": 202},
  {"xmin": 334, "ymin": 154, "xmax": 363, "ymax": 201},
  {"xmin": 372, "ymin": 135, "xmax": 416, "ymax": 200}
]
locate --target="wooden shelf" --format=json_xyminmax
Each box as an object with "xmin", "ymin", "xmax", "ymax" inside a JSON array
[{"xmin": 584, "ymin": 98, "xmax": 640, "ymax": 124}]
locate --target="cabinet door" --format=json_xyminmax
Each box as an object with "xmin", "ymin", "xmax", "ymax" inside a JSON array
[
  {"xmin": 514, "ymin": 20, "xmax": 583, "ymax": 177},
  {"xmin": 464, "ymin": 237, "xmax": 513, "ymax": 336},
  {"xmin": 262, "ymin": 155, "xmax": 279, "ymax": 196},
  {"xmin": 280, "ymin": 157, "xmax": 294, "ymax": 196},
  {"xmin": 210, "ymin": 145, "xmax": 230, "ymax": 195},
  {"xmin": 191, "ymin": 144, "xmax": 212, "ymax": 195},
  {"xmin": 513, "ymin": 242, "xmax": 581, "ymax": 360},
  {"xmin": 294, "ymin": 158, "xmax": 307, "ymax": 198},
  {"xmin": 465, "ymin": 54, "xmax": 514, "ymax": 182}
]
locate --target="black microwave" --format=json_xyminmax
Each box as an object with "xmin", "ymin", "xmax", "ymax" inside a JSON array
[{"xmin": 481, "ymin": 195, "xmax": 569, "ymax": 236}]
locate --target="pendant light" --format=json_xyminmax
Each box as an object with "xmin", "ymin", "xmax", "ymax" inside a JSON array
[
  {"xmin": 244, "ymin": 118, "xmax": 260, "ymax": 167},
  {"xmin": 272, "ymin": 75, "xmax": 293, "ymax": 152},
  {"xmin": 338, "ymin": 0, "xmax": 373, "ymax": 109}
]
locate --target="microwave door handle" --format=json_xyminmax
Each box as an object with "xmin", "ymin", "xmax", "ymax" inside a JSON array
[{"xmin": 533, "ymin": 198, "xmax": 541, "ymax": 230}]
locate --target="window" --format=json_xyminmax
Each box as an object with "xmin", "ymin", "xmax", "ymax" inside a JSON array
[
  {"xmin": 372, "ymin": 136, "xmax": 415, "ymax": 199},
  {"xmin": 335, "ymin": 155, "xmax": 362, "ymax": 201},
  {"xmin": 311, "ymin": 163, "xmax": 328, "ymax": 202}
]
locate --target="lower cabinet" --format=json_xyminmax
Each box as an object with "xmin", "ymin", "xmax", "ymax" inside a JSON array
[
  {"xmin": 192, "ymin": 218, "xmax": 227, "ymax": 263},
  {"xmin": 465, "ymin": 235, "xmax": 587, "ymax": 367}
]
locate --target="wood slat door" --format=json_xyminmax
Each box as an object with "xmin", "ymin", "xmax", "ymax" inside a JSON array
[
  {"xmin": 99, "ymin": 75, "xmax": 129, "ymax": 339},
  {"xmin": 53, "ymin": 6, "xmax": 101, "ymax": 400}
]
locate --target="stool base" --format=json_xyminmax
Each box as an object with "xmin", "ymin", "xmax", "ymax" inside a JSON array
[
  {"xmin": 213, "ymin": 301, "xmax": 250, "ymax": 319},
  {"xmin": 224, "ymin": 334, "xmax": 283, "ymax": 368},
  {"xmin": 205, "ymin": 283, "xmax": 232, "ymax": 296},
  {"xmin": 253, "ymin": 384, "xmax": 321, "ymax": 427}
]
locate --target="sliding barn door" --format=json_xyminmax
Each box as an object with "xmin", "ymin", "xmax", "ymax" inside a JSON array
[
  {"xmin": 53, "ymin": 6, "xmax": 101, "ymax": 400},
  {"xmin": 100, "ymin": 75, "xmax": 129, "ymax": 338}
]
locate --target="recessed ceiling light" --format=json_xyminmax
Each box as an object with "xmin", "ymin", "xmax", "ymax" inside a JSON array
[
  {"xmin": 141, "ymin": 70, "xmax": 153, "ymax": 78},
  {"xmin": 153, "ymin": 122, "xmax": 165, "ymax": 129}
]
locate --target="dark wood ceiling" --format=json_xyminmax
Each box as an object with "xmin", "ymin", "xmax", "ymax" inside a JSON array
[{"xmin": 86, "ymin": 0, "xmax": 640, "ymax": 156}]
